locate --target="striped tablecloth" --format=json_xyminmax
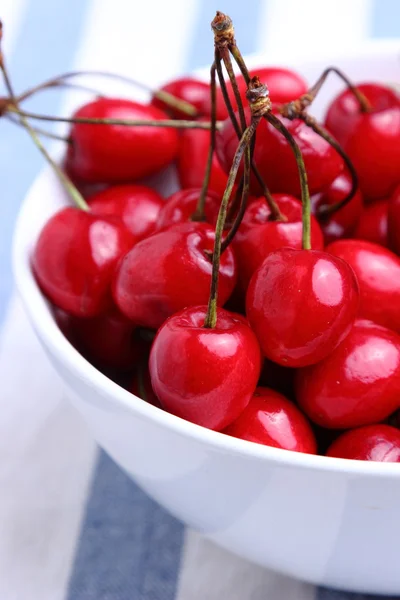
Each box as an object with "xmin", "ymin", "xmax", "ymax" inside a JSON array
[{"xmin": 0, "ymin": 1, "xmax": 399, "ymax": 598}]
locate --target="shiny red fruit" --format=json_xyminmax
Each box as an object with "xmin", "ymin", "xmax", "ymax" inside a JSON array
[
  {"xmin": 233, "ymin": 194, "xmax": 324, "ymax": 293},
  {"xmin": 149, "ymin": 306, "xmax": 262, "ymax": 430},
  {"xmin": 224, "ymin": 387, "xmax": 316, "ymax": 453},
  {"xmin": 311, "ymin": 171, "xmax": 363, "ymax": 244},
  {"xmin": 353, "ymin": 198, "xmax": 389, "ymax": 248},
  {"xmin": 296, "ymin": 320, "xmax": 400, "ymax": 429},
  {"xmin": 33, "ymin": 207, "xmax": 134, "ymax": 317},
  {"xmin": 177, "ymin": 127, "xmax": 232, "ymax": 198},
  {"xmin": 388, "ymin": 185, "xmax": 400, "ymax": 254},
  {"xmin": 326, "ymin": 239, "xmax": 400, "ymax": 333},
  {"xmin": 325, "ymin": 83, "xmax": 400, "ymax": 201},
  {"xmin": 156, "ymin": 188, "xmax": 220, "ymax": 231},
  {"xmin": 246, "ymin": 248, "xmax": 359, "ymax": 367},
  {"xmin": 65, "ymin": 98, "xmax": 179, "ymax": 184},
  {"xmin": 88, "ymin": 184, "xmax": 164, "ymax": 243},
  {"xmin": 113, "ymin": 222, "xmax": 236, "ymax": 330},
  {"xmin": 217, "ymin": 109, "xmax": 343, "ymax": 196},
  {"xmin": 326, "ymin": 424, "xmax": 400, "ymax": 462},
  {"xmin": 151, "ymin": 77, "xmax": 210, "ymax": 119}
]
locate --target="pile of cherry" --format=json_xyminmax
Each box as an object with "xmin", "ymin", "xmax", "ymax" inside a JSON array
[{"xmin": 25, "ymin": 42, "xmax": 400, "ymax": 463}]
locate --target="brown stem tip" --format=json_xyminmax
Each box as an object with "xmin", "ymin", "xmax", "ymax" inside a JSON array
[
  {"xmin": 246, "ymin": 76, "xmax": 272, "ymax": 117},
  {"xmin": 211, "ymin": 11, "xmax": 235, "ymax": 46}
]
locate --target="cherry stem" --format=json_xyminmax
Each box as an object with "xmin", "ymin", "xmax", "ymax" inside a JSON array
[
  {"xmin": 0, "ymin": 22, "xmax": 88, "ymax": 212},
  {"xmin": 297, "ymin": 113, "xmax": 358, "ymax": 218},
  {"xmin": 17, "ymin": 70, "xmax": 199, "ymax": 117},
  {"xmin": 5, "ymin": 106, "xmax": 220, "ymax": 130},
  {"xmin": 282, "ymin": 66, "xmax": 371, "ymax": 116},
  {"xmin": 204, "ymin": 122, "xmax": 256, "ymax": 329},
  {"xmin": 192, "ymin": 62, "xmax": 217, "ymax": 222},
  {"xmin": 18, "ymin": 80, "xmax": 105, "ymax": 102},
  {"xmin": 5, "ymin": 112, "xmax": 71, "ymax": 143}
]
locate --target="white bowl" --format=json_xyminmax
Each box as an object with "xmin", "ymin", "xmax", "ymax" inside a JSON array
[{"xmin": 13, "ymin": 41, "xmax": 400, "ymax": 595}]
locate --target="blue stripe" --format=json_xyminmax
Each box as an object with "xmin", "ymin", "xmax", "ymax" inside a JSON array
[
  {"xmin": 370, "ymin": 0, "xmax": 400, "ymax": 37},
  {"xmin": 186, "ymin": 0, "xmax": 265, "ymax": 71},
  {"xmin": 317, "ymin": 588, "xmax": 399, "ymax": 599},
  {"xmin": 67, "ymin": 451, "xmax": 185, "ymax": 600},
  {"xmin": 0, "ymin": 0, "xmax": 90, "ymax": 324}
]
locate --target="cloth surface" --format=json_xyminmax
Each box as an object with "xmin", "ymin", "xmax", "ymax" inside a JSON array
[{"xmin": 0, "ymin": 0, "xmax": 399, "ymax": 598}]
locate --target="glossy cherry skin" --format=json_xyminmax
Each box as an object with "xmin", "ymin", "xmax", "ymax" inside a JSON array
[
  {"xmin": 113, "ymin": 222, "xmax": 237, "ymax": 330},
  {"xmin": 353, "ymin": 198, "xmax": 389, "ymax": 248},
  {"xmin": 325, "ymin": 84, "xmax": 400, "ymax": 201},
  {"xmin": 177, "ymin": 127, "xmax": 232, "ymax": 198},
  {"xmin": 156, "ymin": 188, "xmax": 220, "ymax": 231},
  {"xmin": 246, "ymin": 248, "xmax": 359, "ymax": 367},
  {"xmin": 149, "ymin": 306, "xmax": 262, "ymax": 430},
  {"xmin": 224, "ymin": 387, "xmax": 316, "ymax": 453},
  {"xmin": 88, "ymin": 184, "xmax": 164, "ymax": 243},
  {"xmin": 326, "ymin": 425, "xmax": 400, "ymax": 462},
  {"xmin": 296, "ymin": 319, "xmax": 400, "ymax": 429},
  {"xmin": 151, "ymin": 77, "xmax": 210, "ymax": 119},
  {"xmin": 233, "ymin": 194, "xmax": 324, "ymax": 294},
  {"xmin": 326, "ymin": 239, "xmax": 400, "ymax": 333},
  {"xmin": 33, "ymin": 207, "xmax": 134, "ymax": 318},
  {"xmin": 388, "ymin": 185, "xmax": 400, "ymax": 254},
  {"xmin": 217, "ymin": 109, "xmax": 344, "ymax": 196},
  {"xmin": 206, "ymin": 67, "xmax": 308, "ymax": 120},
  {"xmin": 65, "ymin": 98, "xmax": 179, "ymax": 184},
  {"xmin": 311, "ymin": 171, "xmax": 363, "ymax": 244}
]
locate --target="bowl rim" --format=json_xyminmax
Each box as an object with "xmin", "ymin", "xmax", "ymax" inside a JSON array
[{"xmin": 12, "ymin": 39, "xmax": 400, "ymax": 479}]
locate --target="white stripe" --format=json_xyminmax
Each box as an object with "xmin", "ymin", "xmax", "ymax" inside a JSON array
[
  {"xmin": 1, "ymin": 0, "xmax": 29, "ymax": 57},
  {"xmin": 258, "ymin": 0, "xmax": 373, "ymax": 62},
  {"xmin": 0, "ymin": 297, "xmax": 97, "ymax": 600},
  {"xmin": 176, "ymin": 530, "xmax": 316, "ymax": 600}
]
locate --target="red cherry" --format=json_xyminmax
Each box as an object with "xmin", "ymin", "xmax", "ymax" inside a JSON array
[
  {"xmin": 151, "ymin": 77, "xmax": 210, "ymax": 119},
  {"xmin": 33, "ymin": 207, "xmax": 134, "ymax": 317},
  {"xmin": 177, "ymin": 127, "xmax": 231, "ymax": 198},
  {"xmin": 296, "ymin": 320, "xmax": 400, "ymax": 429},
  {"xmin": 224, "ymin": 387, "xmax": 316, "ymax": 453},
  {"xmin": 246, "ymin": 247, "xmax": 359, "ymax": 367},
  {"xmin": 156, "ymin": 188, "xmax": 220, "ymax": 231},
  {"xmin": 88, "ymin": 184, "xmax": 164, "ymax": 243},
  {"xmin": 233, "ymin": 194, "xmax": 324, "ymax": 293},
  {"xmin": 326, "ymin": 239, "xmax": 400, "ymax": 333},
  {"xmin": 388, "ymin": 184, "xmax": 400, "ymax": 254},
  {"xmin": 326, "ymin": 424, "xmax": 400, "ymax": 462},
  {"xmin": 353, "ymin": 198, "xmax": 389, "ymax": 248},
  {"xmin": 311, "ymin": 171, "xmax": 363, "ymax": 244},
  {"xmin": 205, "ymin": 67, "xmax": 307, "ymax": 120},
  {"xmin": 65, "ymin": 98, "xmax": 179, "ymax": 184},
  {"xmin": 130, "ymin": 366, "xmax": 161, "ymax": 407},
  {"xmin": 325, "ymin": 84, "xmax": 400, "ymax": 201},
  {"xmin": 217, "ymin": 109, "xmax": 344, "ymax": 196},
  {"xmin": 113, "ymin": 222, "xmax": 237, "ymax": 330},
  {"xmin": 149, "ymin": 306, "xmax": 262, "ymax": 430}
]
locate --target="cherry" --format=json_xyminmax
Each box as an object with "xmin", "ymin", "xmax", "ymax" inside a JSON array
[
  {"xmin": 217, "ymin": 109, "xmax": 344, "ymax": 196},
  {"xmin": 246, "ymin": 247, "xmax": 359, "ymax": 367},
  {"xmin": 233, "ymin": 194, "xmax": 324, "ymax": 294},
  {"xmin": 149, "ymin": 306, "xmax": 262, "ymax": 430},
  {"xmin": 150, "ymin": 76, "xmax": 209, "ymax": 119},
  {"xmin": 206, "ymin": 67, "xmax": 308, "ymax": 120},
  {"xmin": 130, "ymin": 366, "xmax": 161, "ymax": 407},
  {"xmin": 54, "ymin": 306, "xmax": 144, "ymax": 371},
  {"xmin": 113, "ymin": 222, "xmax": 237, "ymax": 330},
  {"xmin": 224, "ymin": 387, "xmax": 316, "ymax": 453},
  {"xmin": 88, "ymin": 184, "xmax": 164, "ymax": 243},
  {"xmin": 326, "ymin": 424, "xmax": 400, "ymax": 462},
  {"xmin": 325, "ymin": 83, "xmax": 400, "ymax": 201},
  {"xmin": 156, "ymin": 188, "xmax": 220, "ymax": 231},
  {"xmin": 33, "ymin": 207, "xmax": 134, "ymax": 317},
  {"xmin": 177, "ymin": 127, "xmax": 231, "ymax": 198},
  {"xmin": 65, "ymin": 98, "xmax": 179, "ymax": 184},
  {"xmin": 387, "ymin": 184, "xmax": 400, "ymax": 254},
  {"xmin": 296, "ymin": 319, "xmax": 400, "ymax": 429},
  {"xmin": 311, "ymin": 171, "xmax": 363, "ymax": 245},
  {"xmin": 353, "ymin": 198, "xmax": 389, "ymax": 248},
  {"xmin": 326, "ymin": 239, "xmax": 400, "ymax": 333}
]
